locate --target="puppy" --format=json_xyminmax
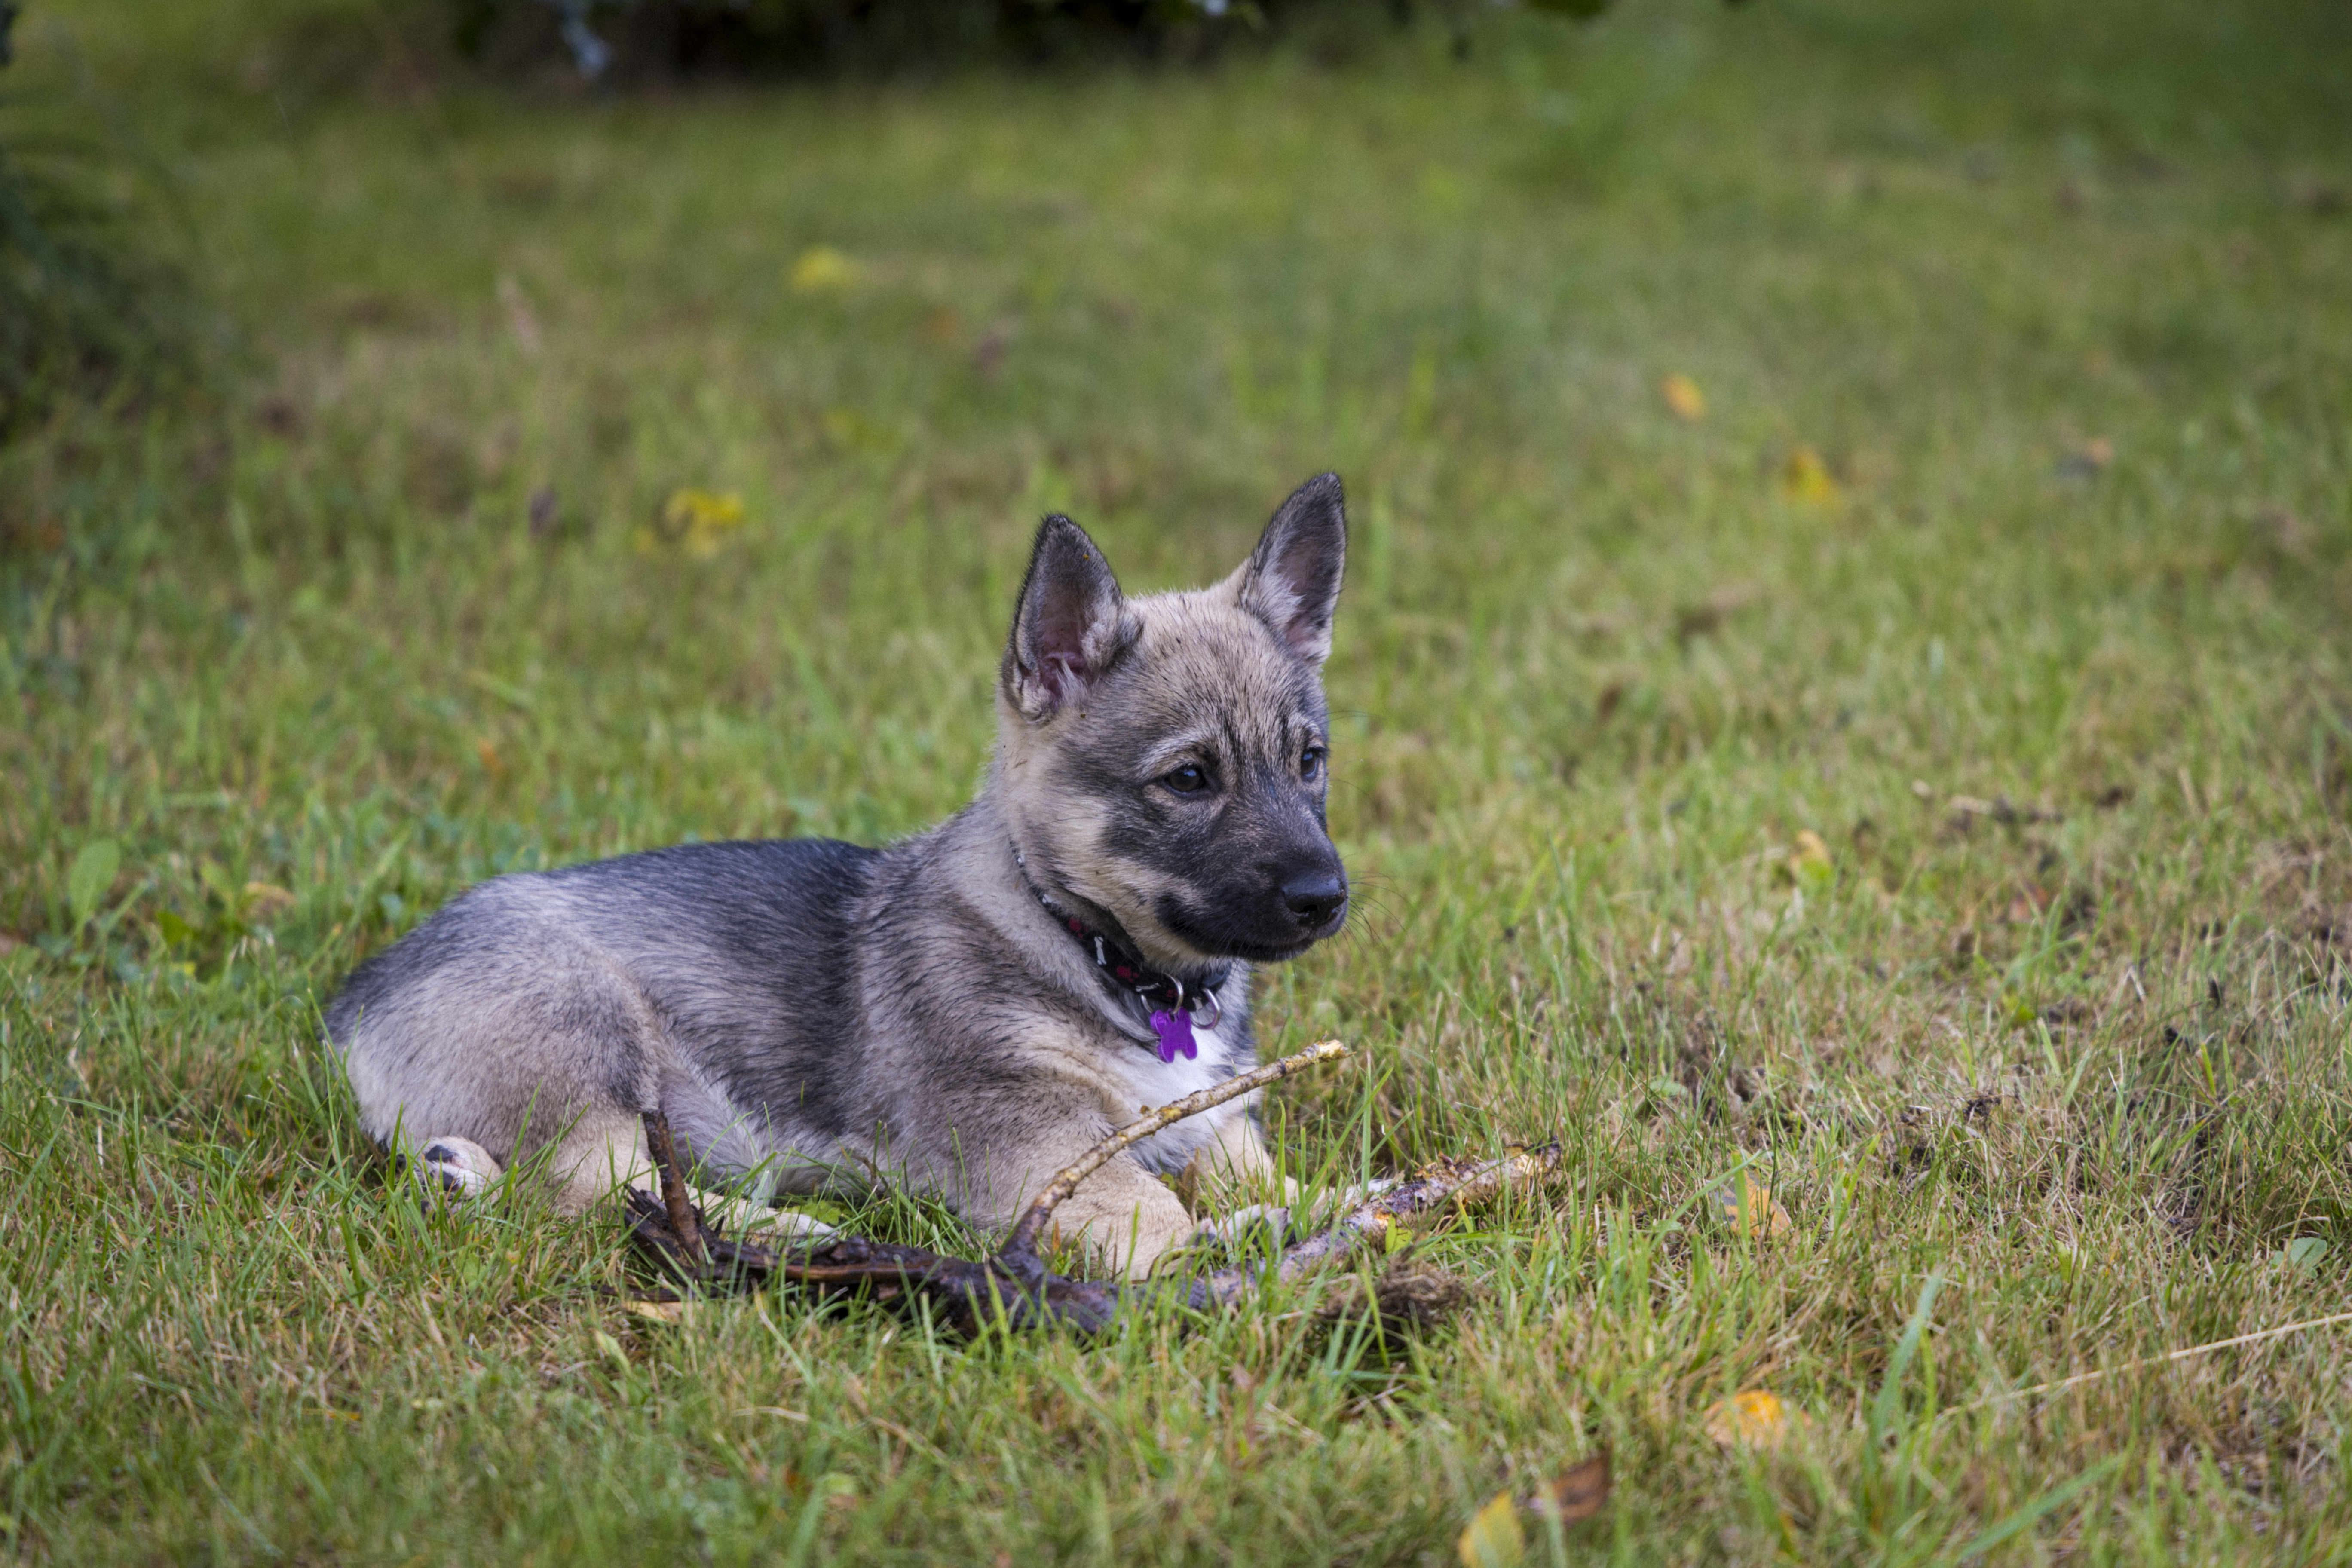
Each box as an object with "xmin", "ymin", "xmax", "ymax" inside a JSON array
[{"xmin": 329, "ymin": 474, "xmax": 1349, "ymax": 1276}]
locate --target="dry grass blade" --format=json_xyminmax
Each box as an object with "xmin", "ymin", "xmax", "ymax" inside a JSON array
[{"xmin": 1947, "ymin": 1309, "xmax": 2352, "ymax": 1415}]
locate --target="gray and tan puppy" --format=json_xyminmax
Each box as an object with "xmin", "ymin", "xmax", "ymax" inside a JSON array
[{"xmin": 328, "ymin": 474, "xmax": 1350, "ymax": 1276}]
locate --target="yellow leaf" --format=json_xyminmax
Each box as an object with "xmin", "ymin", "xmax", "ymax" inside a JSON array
[
  {"xmin": 1785, "ymin": 828, "xmax": 1833, "ymax": 892},
  {"xmin": 1703, "ymin": 1389, "xmax": 1791, "ymax": 1447},
  {"xmin": 624, "ymin": 1298, "xmax": 695, "ymax": 1326},
  {"xmin": 1458, "ymin": 1487, "xmax": 1527, "ymax": 1568},
  {"xmin": 1781, "ymin": 444, "xmax": 1842, "ymax": 504},
  {"xmin": 658, "ymin": 488, "xmax": 748, "ymax": 558},
  {"xmin": 790, "ymin": 245, "xmax": 859, "ymax": 294},
  {"xmin": 1661, "ymin": 373, "xmax": 1706, "ymax": 421},
  {"xmin": 1712, "ymin": 1176, "xmax": 1792, "ymax": 1238}
]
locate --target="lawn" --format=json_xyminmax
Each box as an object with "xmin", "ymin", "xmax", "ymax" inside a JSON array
[{"xmin": 3, "ymin": 0, "xmax": 2351, "ymax": 1560}]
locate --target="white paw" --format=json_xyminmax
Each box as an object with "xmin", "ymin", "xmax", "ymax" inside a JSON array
[
  {"xmin": 744, "ymin": 1209, "xmax": 838, "ymax": 1244},
  {"xmin": 658, "ymin": 1188, "xmax": 840, "ymax": 1245},
  {"xmin": 414, "ymin": 1136, "xmax": 501, "ymax": 1206}
]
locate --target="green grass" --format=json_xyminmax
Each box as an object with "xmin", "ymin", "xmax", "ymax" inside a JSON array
[{"xmin": 5, "ymin": 0, "xmax": 2352, "ymax": 1560}]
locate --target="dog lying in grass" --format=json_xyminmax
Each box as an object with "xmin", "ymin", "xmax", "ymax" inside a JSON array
[{"xmin": 328, "ymin": 475, "xmax": 1351, "ymax": 1277}]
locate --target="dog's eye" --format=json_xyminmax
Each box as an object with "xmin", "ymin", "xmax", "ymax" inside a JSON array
[
  {"xmin": 1162, "ymin": 764, "xmax": 1210, "ymax": 796},
  {"xmin": 1301, "ymin": 746, "xmax": 1327, "ymax": 781}
]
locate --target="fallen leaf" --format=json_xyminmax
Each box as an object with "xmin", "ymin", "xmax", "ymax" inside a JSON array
[
  {"xmin": 475, "ymin": 737, "xmax": 506, "ymax": 778},
  {"xmin": 1711, "ymin": 1176, "xmax": 1792, "ymax": 1239},
  {"xmin": 242, "ymin": 882, "xmax": 298, "ymax": 921},
  {"xmin": 2002, "ymin": 884, "xmax": 2055, "ymax": 924},
  {"xmin": 1531, "ymin": 1451, "xmax": 1611, "ymax": 1523},
  {"xmin": 1781, "ymin": 444, "xmax": 1842, "ymax": 504},
  {"xmin": 1703, "ymin": 1389, "xmax": 1792, "ymax": 1447},
  {"xmin": 1458, "ymin": 1487, "xmax": 1527, "ymax": 1568},
  {"xmin": 1661, "ymin": 373, "xmax": 1706, "ymax": 421},
  {"xmin": 624, "ymin": 1298, "xmax": 695, "ymax": 1326},
  {"xmin": 1786, "ymin": 829, "xmax": 1833, "ymax": 892},
  {"xmin": 790, "ymin": 245, "xmax": 859, "ymax": 294},
  {"xmin": 658, "ymin": 488, "xmax": 748, "ymax": 558},
  {"xmin": 2284, "ymin": 1237, "xmax": 2330, "ymax": 1273},
  {"xmin": 68, "ymin": 839, "xmax": 122, "ymax": 928}
]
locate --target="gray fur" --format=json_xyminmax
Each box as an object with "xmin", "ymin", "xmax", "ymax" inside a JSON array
[{"xmin": 329, "ymin": 474, "xmax": 1350, "ymax": 1277}]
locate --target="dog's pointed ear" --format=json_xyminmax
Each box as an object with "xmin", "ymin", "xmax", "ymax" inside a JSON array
[
  {"xmin": 1003, "ymin": 514, "xmax": 1133, "ymax": 720},
  {"xmin": 1234, "ymin": 472, "xmax": 1347, "ymax": 666}
]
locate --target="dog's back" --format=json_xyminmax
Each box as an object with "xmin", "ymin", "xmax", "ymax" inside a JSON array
[{"xmin": 331, "ymin": 838, "xmax": 881, "ymax": 1200}]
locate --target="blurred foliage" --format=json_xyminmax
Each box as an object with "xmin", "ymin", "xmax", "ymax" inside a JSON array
[
  {"xmin": 450, "ymin": 0, "xmax": 1645, "ymax": 81},
  {"xmin": 0, "ymin": 3, "xmax": 192, "ymax": 434}
]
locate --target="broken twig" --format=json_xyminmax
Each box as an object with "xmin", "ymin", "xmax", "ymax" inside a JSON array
[
  {"xmin": 640, "ymin": 1108, "xmax": 705, "ymax": 1266},
  {"xmin": 622, "ymin": 1039, "xmax": 1563, "ymax": 1337},
  {"xmin": 999, "ymin": 1038, "xmax": 1350, "ymax": 1279}
]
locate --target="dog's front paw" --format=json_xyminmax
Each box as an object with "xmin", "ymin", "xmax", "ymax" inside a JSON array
[
  {"xmin": 412, "ymin": 1136, "xmax": 502, "ymax": 1208},
  {"xmin": 742, "ymin": 1209, "xmax": 838, "ymax": 1245}
]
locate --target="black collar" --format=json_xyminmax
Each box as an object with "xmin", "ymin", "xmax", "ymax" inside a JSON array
[{"xmin": 1012, "ymin": 849, "xmax": 1230, "ymax": 1063}]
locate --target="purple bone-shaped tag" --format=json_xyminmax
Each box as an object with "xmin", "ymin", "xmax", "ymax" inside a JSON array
[{"xmin": 1149, "ymin": 1008, "xmax": 1197, "ymax": 1064}]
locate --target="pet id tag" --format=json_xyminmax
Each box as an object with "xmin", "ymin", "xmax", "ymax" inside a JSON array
[{"xmin": 1150, "ymin": 1008, "xmax": 1198, "ymax": 1063}]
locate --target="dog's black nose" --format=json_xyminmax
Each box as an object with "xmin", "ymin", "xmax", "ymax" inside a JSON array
[{"xmin": 1281, "ymin": 870, "xmax": 1348, "ymax": 928}]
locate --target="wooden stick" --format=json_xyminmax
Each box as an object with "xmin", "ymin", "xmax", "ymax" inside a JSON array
[
  {"xmin": 640, "ymin": 1110, "xmax": 705, "ymax": 1267},
  {"xmin": 1193, "ymin": 1142, "xmax": 1562, "ymax": 1306},
  {"xmin": 1001, "ymin": 1039, "xmax": 1350, "ymax": 1269},
  {"xmin": 618, "ymin": 1048, "xmax": 1564, "ymax": 1337}
]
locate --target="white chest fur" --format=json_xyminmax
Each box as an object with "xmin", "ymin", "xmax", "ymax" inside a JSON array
[{"xmin": 1105, "ymin": 1025, "xmax": 1242, "ymax": 1176}]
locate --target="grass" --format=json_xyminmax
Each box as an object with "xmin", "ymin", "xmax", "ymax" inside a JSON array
[{"xmin": 3, "ymin": 0, "xmax": 2351, "ymax": 1559}]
